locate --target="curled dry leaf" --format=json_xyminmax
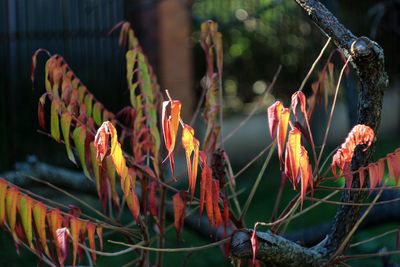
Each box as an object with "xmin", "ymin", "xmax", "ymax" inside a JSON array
[
  {"xmin": 331, "ymin": 124, "xmax": 374, "ymax": 176},
  {"xmin": 172, "ymin": 192, "xmax": 186, "ymax": 236},
  {"xmin": 291, "ymin": 91, "xmax": 307, "ymax": 120}
]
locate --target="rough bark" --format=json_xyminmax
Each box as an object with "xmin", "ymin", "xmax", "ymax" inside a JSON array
[{"xmin": 231, "ymin": 0, "xmax": 388, "ymax": 266}]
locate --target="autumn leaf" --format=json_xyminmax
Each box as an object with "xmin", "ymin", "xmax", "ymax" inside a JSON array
[
  {"xmin": 32, "ymin": 202, "xmax": 49, "ymax": 256},
  {"xmin": 61, "ymin": 112, "xmax": 76, "ymax": 164},
  {"xmin": 6, "ymin": 187, "xmax": 18, "ymax": 240},
  {"xmin": 277, "ymin": 108, "xmax": 290, "ymax": 164},
  {"xmin": 267, "ymin": 101, "xmax": 283, "ymax": 139},
  {"xmin": 285, "ymin": 128, "xmax": 301, "ymax": 187},
  {"xmin": 51, "ymin": 99, "xmax": 61, "ymax": 142},
  {"xmin": 87, "ymin": 223, "xmax": 97, "ymax": 263},
  {"xmin": 72, "ymin": 125, "xmax": 91, "ymax": 179},
  {"xmin": 96, "ymin": 225, "xmax": 103, "ymax": 251},
  {"xmin": 173, "ymin": 192, "xmax": 186, "ymax": 236},
  {"xmin": 331, "ymin": 124, "xmax": 374, "ymax": 176},
  {"xmin": 18, "ymin": 194, "xmax": 33, "ymax": 248},
  {"xmin": 55, "ymin": 227, "xmax": 69, "ymax": 267},
  {"xmin": 299, "ymin": 146, "xmax": 312, "ymax": 205},
  {"xmin": 251, "ymin": 229, "xmax": 258, "ymax": 265},
  {"xmin": 291, "ymin": 91, "xmax": 307, "ymax": 120},
  {"xmin": 94, "ymin": 122, "xmax": 110, "ymax": 163},
  {"xmin": 182, "ymin": 124, "xmax": 200, "ymax": 199},
  {"xmin": 70, "ymin": 217, "xmax": 80, "ymax": 266},
  {"xmin": 161, "ymin": 100, "xmax": 182, "ymax": 179},
  {"xmin": 0, "ymin": 179, "xmax": 7, "ymax": 226},
  {"xmin": 38, "ymin": 93, "xmax": 47, "ymax": 129},
  {"xmin": 387, "ymin": 152, "xmax": 400, "ymax": 185},
  {"xmin": 212, "ymin": 179, "xmax": 222, "ymax": 228}
]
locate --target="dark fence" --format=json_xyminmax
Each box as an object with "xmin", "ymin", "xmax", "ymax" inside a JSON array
[{"xmin": 0, "ymin": 0, "xmax": 128, "ymax": 170}]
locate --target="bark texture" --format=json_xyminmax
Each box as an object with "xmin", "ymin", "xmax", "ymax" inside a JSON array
[{"xmin": 231, "ymin": 0, "xmax": 388, "ymax": 266}]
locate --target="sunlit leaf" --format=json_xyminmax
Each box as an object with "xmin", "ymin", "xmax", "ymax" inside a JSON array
[
  {"xmin": 105, "ymin": 155, "xmax": 119, "ymax": 206},
  {"xmin": 387, "ymin": 152, "xmax": 400, "ymax": 185},
  {"xmin": 212, "ymin": 179, "xmax": 222, "ymax": 228},
  {"xmin": 291, "ymin": 91, "xmax": 307, "ymax": 120},
  {"xmin": 251, "ymin": 230, "xmax": 258, "ymax": 265},
  {"xmin": 299, "ymin": 146, "xmax": 312, "ymax": 205},
  {"xmin": 277, "ymin": 108, "xmax": 290, "ymax": 163},
  {"xmin": 285, "ymin": 128, "xmax": 301, "ymax": 186},
  {"xmin": 96, "ymin": 225, "xmax": 103, "ymax": 251},
  {"xmin": 331, "ymin": 124, "xmax": 374, "ymax": 175}
]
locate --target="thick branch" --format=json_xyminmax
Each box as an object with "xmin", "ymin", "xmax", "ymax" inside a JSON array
[{"xmin": 231, "ymin": 0, "xmax": 388, "ymax": 265}]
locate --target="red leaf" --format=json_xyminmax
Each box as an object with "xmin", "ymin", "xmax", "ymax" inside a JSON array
[
  {"xmin": 250, "ymin": 230, "xmax": 258, "ymax": 265},
  {"xmin": 387, "ymin": 152, "xmax": 400, "ymax": 185},
  {"xmin": 172, "ymin": 192, "xmax": 186, "ymax": 236},
  {"xmin": 267, "ymin": 101, "xmax": 283, "ymax": 139},
  {"xmin": 291, "ymin": 91, "xmax": 307, "ymax": 119},
  {"xmin": 148, "ymin": 181, "xmax": 158, "ymax": 217},
  {"xmin": 331, "ymin": 124, "xmax": 374, "ymax": 175},
  {"xmin": 182, "ymin": 124, "xmax": 200, "ymax": 199},
  {"xmin": 368, "ymin": 163, "xmax": 380, "ymax": 190},
  {"xmin": 212, "ymin": 179, "xmax": 222, "ymax": 229}
]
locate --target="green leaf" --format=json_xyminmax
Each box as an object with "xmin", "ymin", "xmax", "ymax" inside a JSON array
[
  {"xmin": 84, "ymin": 94, "xmax": 94, "ymax": 117},
  {"xmin": 50, "ymin": 100, "xmax": 61, "ymax": 142},
  {"xmin": 90, "ymin": 142, "xmax": 101, "ymax": 195},
  {"xmin": 6, "ymin": 187, "xmax": 18, "ymax": 239},
  {"xmin": 73, "ymin": 125, "xmax": 91, "ymax": 179},
  {"xmin": 93, "ymin": 102, "xmax": 103, "ymax": 126},
  {"xmin": 0, "ymin": 179, "xmax": 8, "ymax": 226},
  {"xmin": 61, "ymin": 112, "xmax": 76, "ymax": 164},
  {"xmin": 18, "ymin": 194, "xmax": 33, "ymax": 248}
]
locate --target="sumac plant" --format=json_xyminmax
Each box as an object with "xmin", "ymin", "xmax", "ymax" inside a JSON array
[{"xmin": 1, "ymin": 1, "xmax": 398, "ymax": 266}]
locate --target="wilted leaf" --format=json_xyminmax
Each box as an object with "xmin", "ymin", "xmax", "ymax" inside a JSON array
[
  {"xmin": 299, "ymin": 146, "xmax": 312, "ymax": 205},
  {"xmin": 331, "ymin": 124, "xmax": 374, "ymax": 175},
  {"xmin": 148, "ymin": 181, "xmax": 158, "ymax": 217},
  {"xmin": 55, "ymin": 227, "xmax": 69, "ymax": 267},
  {"xmin": 38, "ymin": 93, "xmax": 47, "ymax": 129},
  {"xmin": 212, "ymin": 179, "xmax": 222, "ymax": 228}
]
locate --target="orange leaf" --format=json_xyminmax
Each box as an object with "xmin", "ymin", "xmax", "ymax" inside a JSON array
[
  {"xmin": 299, "ymin": 146, "xmax": 311, "ymax": 205},
  {"xmin": 148, "ymin": 181, "xmax": 158, "ymax": 217},
  {"xmin": 359, "ymin": 167, "xmax": 365, "ymax": 190},
  {"xmin": 267, "ymin": 101, "xmax": 283, "ymax": 139},
  {"xmin": 87, "ymin": 223, "xmax": 97, "ymax": 263},
  {"xmin": 6, "ymin": 187, "xmax": 18, "ymax": 240},
  {"xmin": 182, "ymin": 124, "xmax": 200, "ymax": 199},
  {"xmin": 33, "ymin": 202, "xmax": 49, "ymax": 256},
  {"xmin": 331, "ymin": 124, "xmax": 374, "ymax": 175},
  {"xmin": 190, "ymin": 138, "xmax": 200, "ymax": 200},
  {"xmin": 161, "ymin": 100, "xmax": 181, "ymax": 178},
  {"xmin": 0, "ymin": 179, "xmax": 7, "ymax": 226},
  {"xmin": 368, "ymin": 163, "xmax": 380, "ymax": 190},
  {"xmin": 70, "ymin": 217, "xmax": 80, "ymax": 266},
  {"xmin": 285, "ymin": 128, "xmax": 301, "ymax": 186},
  {"xmin": 47, "ymin": 209, "xmax": 64, "ymax": 265},
  {"xmin": 94, "ymin": 122, "xmax": 110, "ymax": 163},
  {"xmin": 277, "ymin": 108, "xmax": 290, "ymax": 163},
  {"xmin": 172, "ymin": 192, "xmax": 186, "ymax": 236},
  {"xmin": 96, "ymin": 225, "xmax": 103, "ymax": 251}
]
